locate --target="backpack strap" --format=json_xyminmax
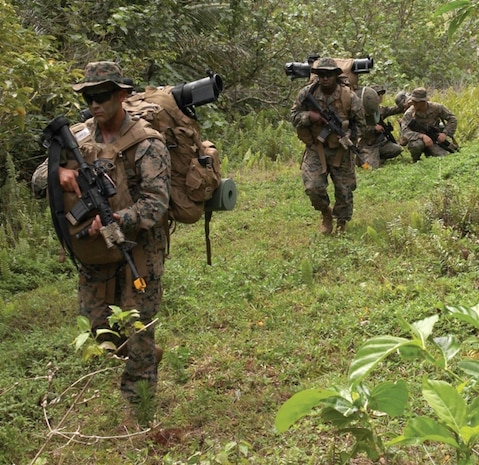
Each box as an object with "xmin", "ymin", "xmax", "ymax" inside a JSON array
[
  {"xmin": 339, "ymin": 84, "xmax": 352, "ymax": 113},
  {"xmin": 109, "ymin": 117, "xmax": 171, "ymax": 263},
  {"xmin": 110, "ymin": 117, "xmax": 166, "ymax": 156}
]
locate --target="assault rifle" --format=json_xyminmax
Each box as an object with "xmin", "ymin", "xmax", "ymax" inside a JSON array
[
  {"xmin": 407, "ymin": 119, "xmax": 459, "ymax": 153},
  {"xmin": 42, "ymin": 116, "xmax": 147, "ymax": 292},
  {"xmin": 303, "ymin": 81, "xmax": 367, "ymax": 166},
  {"xmin": 379, "ymin": 120, "xmax": 397, "ymax": 145}
]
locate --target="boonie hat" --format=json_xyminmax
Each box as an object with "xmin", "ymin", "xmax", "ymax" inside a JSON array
[
  {"xmin": 311, "ymin": 57, "xmax": 342, "ymax": 75},
  {"xmin": 410, "ymin": 87, "xmax": 428, "ymax": 102},
  {"xmin": 72, "ymin": 61, "xmax": 133, "ymax": 92}
]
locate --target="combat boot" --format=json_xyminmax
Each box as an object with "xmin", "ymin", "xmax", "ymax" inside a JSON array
[
  {"xmin": 336, "ymin": 219, "xmax": 346, "ymax": 234},
  {"xmin": 320, "ymin": 207, "xmax": 333, "ymax": 235}
]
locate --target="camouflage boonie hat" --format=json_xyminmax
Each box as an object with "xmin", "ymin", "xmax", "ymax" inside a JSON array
[
  {"xmin": 311, "ymin": 57, "xmax": 342, "ymax": 75},
  {"xmin": 410, "ymin": 87, "xmax": 428, "ymax": 102},
  {"xmin": 72, "ymin": 61, "xmax": 133, "ymax": 92}
]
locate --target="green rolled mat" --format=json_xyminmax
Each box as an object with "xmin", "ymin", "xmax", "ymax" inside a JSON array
[{"xmin": 205, "ymin": 178, "xmax": 237, "ymax": 211}]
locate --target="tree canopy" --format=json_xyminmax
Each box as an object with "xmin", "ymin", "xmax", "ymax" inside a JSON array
[{"xmin": 1, "ymin": 0, "xmax": 478, "ymax": 187}]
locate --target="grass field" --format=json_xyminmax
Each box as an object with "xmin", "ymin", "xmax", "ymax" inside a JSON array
[{"xmin": 2, "ymin": 143, "xmax": 479, "ymax": 464}]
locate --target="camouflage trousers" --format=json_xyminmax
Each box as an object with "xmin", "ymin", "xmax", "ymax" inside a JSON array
[
  {"xmin": 360, "ymin": 140, "xmax": 402, "ymax": 169},
  {"xmin": 407, "ymin": 139, "xmax": 448, "ymax": 162},
  {"xmin": 78, "ymin": 261, "xmax": 163, "ymax": 404},
  {"xmin": 301, "ymin": 145, "xmax": 356, "ymax": 221}
]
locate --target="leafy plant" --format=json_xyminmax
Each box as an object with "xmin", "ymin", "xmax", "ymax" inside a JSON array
[
  {"xmin": 276, "ymin": 306, "xmax": 479, "ymax": 464},
  {"xmin": 73, "ymin": 306, "xmax": 142, "ymax": 361}
]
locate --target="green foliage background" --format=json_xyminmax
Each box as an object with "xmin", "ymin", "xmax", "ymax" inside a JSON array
[
  {"xmin": 1, "ymin": 0, "xmax": 479, "ymax": 189},
  {"xmin": 3, "ymin": 0, "xmax": 479, "ymax": 463}
]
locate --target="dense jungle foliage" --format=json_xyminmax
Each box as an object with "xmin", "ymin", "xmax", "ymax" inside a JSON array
[
  {"xmin": 3, "ymin": 1, "xmax": 479, "ymax": 464},
  {"xmin": 1, "ymin": 0, "xmax": 479, "ymax": 193}
]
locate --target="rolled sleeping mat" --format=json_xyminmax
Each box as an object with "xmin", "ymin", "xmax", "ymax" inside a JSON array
[{"xmin": 205, "ymin": 178, "xmax": 237, "ymax": 211}]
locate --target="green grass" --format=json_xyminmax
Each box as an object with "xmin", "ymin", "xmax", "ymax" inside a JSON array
[{"xmin": 2, "ymin": 143, "xmax": 479, "ymax": 464}]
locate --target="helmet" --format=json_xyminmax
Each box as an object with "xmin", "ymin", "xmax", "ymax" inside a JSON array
[
  {"xmin": 357, "ymin": 86, "xmax": 380, "ymax": 125},
  {"xmin": 371, "ymin": 85, "xmax": 386, "ymax": 96},
  {"xmin": 311, "ymin": 57, "xmax": 342, "ymax": 74},
  {"xmin": 394, "ymin": 91, "xmax": 409, "ymax": 107}
]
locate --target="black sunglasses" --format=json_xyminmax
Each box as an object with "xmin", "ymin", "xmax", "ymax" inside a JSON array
[
  {"xmin": 316, "ymin": 71, "xmax": 337, "ymax": 78},
  {"xmin": 82, "ymin": 89, "xmax": 119, "ymax": 105}
]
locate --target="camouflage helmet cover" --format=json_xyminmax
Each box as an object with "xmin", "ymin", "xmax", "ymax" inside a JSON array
[
  {"xmin": 371, "ymin": 85, "xmax": 386, "ymax": 96},
  {"xmin": 72, "ymin": 61, "xmax": 133, "ymax": 92},
  {"xmin": 394, "ymin": 91, "xmax": 409, "ymax": 106},
  {"xmin": 310, "ymin": 57, "xmax": 342, "ymax": 75},
  {"xmin": 357, "ymin": 86, "xmax": 380, "ymax": 125}
]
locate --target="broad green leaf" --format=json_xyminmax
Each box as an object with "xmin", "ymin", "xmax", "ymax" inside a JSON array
[
  {"xmin": 410, "ymin": 315, "xmax": 439, "ymax": 344},
  {"xmin": 387, "ymin": 416, "xmax": 459, "ymax": 448},
  {"xmin": 320, "ymin": 406, "xmax": 360, "ymax": 428},
  {"xmin": 433, "ymin": 335, "xmax": 461, "ymax": 367},
  {"xmin": 369, "ymin": 380, "xmax": 408, "ymax": 417},
  {"xmin": 109, "ymin": 305, "xmax": 122, "ymax": 314},
  {"xmin": 423, "ymin": 379, "xmax": 467, "ymax": 434},
  {"xmin": 460, "ymin": 425, "xmax": 479, "ymax": 445},
  {"xmin": 398, "ymin": 344, "xmax": 423, "ymax": 360},
  {"xmin": 444, "ymin": 305, "xmax": 479, "ymax": 329},
  {"xmin": 73, "ymin": 332, "xmax": 90, "ymax": 351},
  {"xmin": 82, "ymin": 344, "xmax": 104, "ymax": 362},
  {"xmin": 96, "ymin": 328, "xmax": 119, "ymax": 337},
  {"xmin": 348, "ymin": 336, "xmax": 419, "ymax": 387},
  {"xmin": 458, "ymin": 360, "xmax": 479, "ymax": 379},
  {"xmin": 435, "ymin": 0, "xmax": 471, "ymax": 15},
  {"xmin": 76, "ymin": 315, "xmax": 91, "ymax": 332},
  {"xmin": 98, "ymin": 341, "xmax": 117, "ymax": 351},
  {"xmin": 468, "ymin": 397, "xmax": 479, "ymax": 427},
  {"xmin": 133, "ymin": 321, "xmax": 146, "ymax": 331},
  {"xmin": 275, "ymin": 388, "xmax": 338, "ymax": 432},
  {"xmin": 321, "ymin": 395, "xmax": 357, "ymax": 417}
]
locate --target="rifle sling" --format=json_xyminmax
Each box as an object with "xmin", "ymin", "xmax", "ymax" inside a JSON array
[{"xmin": 47, "ymin": 137, "xmax": 79, "ymax": 269}]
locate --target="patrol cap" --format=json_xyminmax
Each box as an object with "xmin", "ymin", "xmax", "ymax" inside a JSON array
[
  {"xmin": 410, "ymin": 87, "xmax": 428, "ymax": 102},
  {"xmin": 310, "ymin": 57, "xmax": 342, "ymax": 75},
  {"xmin": 72, "ymin": 61, "xmax": 133, "ymax": 92}
]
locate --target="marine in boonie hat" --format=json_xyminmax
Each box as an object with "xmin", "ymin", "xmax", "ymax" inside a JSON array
[
  {"xmin": 310, "ymin": 57, "xmax": 343, "ymax": 75},
  {"xmin": 72, "ymin": 61, "xmax": 133, "ymax": 92},
  {"xmin": 410, "ymin": 87, "xmax": 428, "ymax": 102}
]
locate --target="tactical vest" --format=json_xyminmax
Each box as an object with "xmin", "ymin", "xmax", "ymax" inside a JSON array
[
  {"xmin": 297, "ymin": 83, "xmax": 352, "ymax": 148},
  {"xmin": 63, "ymin": 117, "xmax": 165, "ymax": 265}
]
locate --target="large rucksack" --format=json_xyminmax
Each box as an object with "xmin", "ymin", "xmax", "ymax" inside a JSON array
[
  {"xmin": 122, "ymin": 82, "xmax": 237, "ymax": 264},
  {"xmin": 123, "ymin": 85, "xmax": 222, "ymax": 225}
]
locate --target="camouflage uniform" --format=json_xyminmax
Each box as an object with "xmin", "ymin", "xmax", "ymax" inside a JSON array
[
  {"xmin": 291, "ymin": 59, "xmax": 365, "ymax": 227},
  {"xmin": 358, "ymin": 86, "xmax": 403, "ymax": 169},
  {"xmin": 32, "ymin": 62, "xmax": 171, "ymax": 405},
  {"xmin": 400, "ymin": 87, "xmax": 457, "ymax": 162}
]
